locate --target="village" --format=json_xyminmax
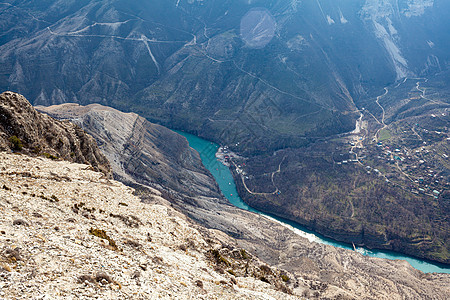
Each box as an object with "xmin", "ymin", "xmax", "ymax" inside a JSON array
[
  {"xmin": 216, "ymin": 145, "xmax": 248, "ymax": 177},
  {"xmin": 336, "ymin": 117, "xmax": 449, "ymax": 200},
  {"xmin": 214, "ymin": 107, "xmax": 449, "ymax": 202}
]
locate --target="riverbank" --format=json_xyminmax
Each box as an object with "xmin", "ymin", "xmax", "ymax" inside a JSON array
[
  {"xmin": 215, "ymin": 146, "xmax": 243, "ymax": 168},
  {"xmin": 178, "ymin": 131, "xmax": 450, "ymax": 274}
]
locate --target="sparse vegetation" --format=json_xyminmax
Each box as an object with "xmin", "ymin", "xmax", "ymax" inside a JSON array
[
  {"xmin": 78, "ymin": 274, "xmax": 96, "ymax": 284},
  {"xmin": 95, "ymin": 272, "xmax": 113, "ymax": 285},
  {"xmin": 260, "ymin": 276, "xmax": 270, "ymax": 283},
  {"xmin": 260, "ymin": 264, "xmax": 272, "ymax": 275},
  {"xmin": 9, "ymin": 136, "xmax": 23, "ymax": 151},
  {"xmin": 240, "ymin": 249, "xmax": 249, "ymax": 259},
  {"xmin": 89, "ymin": 228, "xmax": 119, "ymax": 251},
  {"xmin": 39, "ymin": 194, "xmax": 59, "ymax": 203},
  {"xmin": 32, "ymin": 146, "xmax": 41, "ymax": 154},
  {"xmin": 72, "ymin": 202, "xmax": 97, "ymax": 216},
  {"xmin": 151, "ymin": 256, "xmax": 163, "ymax": 265},
  {"xmin": 124, "ymin": 239, "xmax": 142, "ymax": 249},
  {"xmin": 42, "ymin": 152, "xmax": 58, "ymax": 160},
  {"xmin": 209, "ymin": 249, "xmax": 231, "ymax": 267},
  {"xmin": 3, "ymin": 247, "xmax": 21, "ymax": 263},
  {"xmin": 195, "ymin": 280, "xmax": 203, "ymax": 288},
  {"xmin": 281, "ymin": 274, "xmax": 289, "ymax": 282},
  {"xmin": 12, "ymin": 219, "xmax": 29, "ymax": 226},
  {"xmin": 109, "ymin": 213, "xmax": 141, "ymax": 228}
]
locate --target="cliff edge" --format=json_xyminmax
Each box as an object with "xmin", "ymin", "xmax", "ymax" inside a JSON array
[{"xmin": 0, "ymin": 92, "xmax": 111, "ymax": 177}]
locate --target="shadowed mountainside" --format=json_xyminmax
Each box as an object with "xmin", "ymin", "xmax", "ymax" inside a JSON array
[{"xmin": 2, "ymin": 1, "xmax": 449, "ymax": 152}]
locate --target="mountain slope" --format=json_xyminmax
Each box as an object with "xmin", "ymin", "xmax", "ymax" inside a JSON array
[
  {"xmin": 2, "ymin": 1, "xmax": 449, "ymax": 152},
  {"xmin": 35, "ymin": 102, "xmax": 450, "ymax": 298},
  {"xmin": 1, "ymin": 152, "xmax": 450, "ymax": 299},
  {"xmin": 0, "ymin": 152, "xmax": 297, "ymax": 299},
  {"xmin": 1, "ymin": 0, "xmax": 449, "ymax": 263},
  {"xmin": 231, "ymin": 72, "xmax": 450, "ymax": 263}
]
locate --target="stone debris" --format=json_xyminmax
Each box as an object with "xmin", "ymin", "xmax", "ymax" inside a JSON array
[{"xmin": 0, "ymin": 152, "xmax": 298, "ymax": 299}]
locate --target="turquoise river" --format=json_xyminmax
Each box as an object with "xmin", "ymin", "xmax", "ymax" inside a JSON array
[{"xmin": 177, "ymin": 131, "xmax": 450, "ymax": 274}]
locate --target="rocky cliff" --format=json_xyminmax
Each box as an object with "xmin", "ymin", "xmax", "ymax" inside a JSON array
[
  {"xmin": 0, "ymin": 92, "xmax": 111, "ymax": 177},
  {"xmin": 36, "ymin": 103, "xmax": 221, "ymax": 199}
]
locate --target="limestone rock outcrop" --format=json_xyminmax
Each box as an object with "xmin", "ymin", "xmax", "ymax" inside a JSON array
[{"xmin": 0, "ymin": 92, "xmax": 111, "ymax": 177}]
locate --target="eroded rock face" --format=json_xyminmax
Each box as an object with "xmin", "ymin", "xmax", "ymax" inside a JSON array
[
  {"xmin": 36, "ymin": 103, "xmax": 220, "ymax": 198},
  {"xmin": 0, "ymin": 92, "xmax": 112, "ymax": 177}
]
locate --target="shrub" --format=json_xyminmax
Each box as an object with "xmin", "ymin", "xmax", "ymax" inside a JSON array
[
  {"xmin": 260, "ymin": 276, "xmax": 270, "ymax": 283},
  {"xmin": 43, "ymin": 152, "xmax": 58, "ymax": 160},
  {"xmin": 209, "ymin": 249, "xmax": 231, "ymax": 266},
  {"xmin": 78, "ymin": 275, "xmax": 95, "ymax": 284},
  {"xmin": 124, "ymin": 239, "xmax": 142, "ymax": 249},
  {"xmin": 95, "ymin": 272, "xmax": 113, "ymax": 284},
  {"xmin": 109, "ymin": 213, "xmax": 141, "ymax": 228},
  {"xmin": 281, "ymin": 274, "xmax": 289, "ymax": 282},
  {"xmin": 12, "ymin": 219, "xmax": 29, "ymax": 226},
  {"xmin": 32, "ymin": 146, "xmax": 41, "ymax": 154},
  {"xmin": 9, "ymin": 136, "xmax": 23, "ymax": 151},
  {"xmin": 195, "ymin": 280, "xmax": 203, "ymax": 288},
  {"xmin": 89, "ymin": 228, "xmax": 119, "ymax": 251},
  {"xmin": 4, "ymin": 247, "xmax": 21, "ymax": 262},
  {"xmin": 240, "ymin": 249, "xmax": 249, "ymax": 259},
  {"xmin": 260, "ymin": 264, "xmax": 272, "ymax": 275}
]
